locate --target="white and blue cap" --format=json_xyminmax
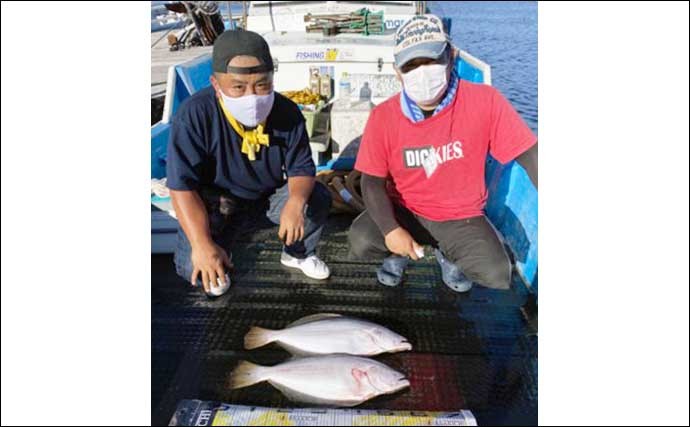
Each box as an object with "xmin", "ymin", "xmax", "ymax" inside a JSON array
[{"xmin": 394, "ymin": 14, "xmax": 450, "ymax": 68}]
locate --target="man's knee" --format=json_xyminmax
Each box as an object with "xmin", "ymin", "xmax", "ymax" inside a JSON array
[{"xmin": 465, "ymin": 253, "xmax": 512, "ymax": 290}]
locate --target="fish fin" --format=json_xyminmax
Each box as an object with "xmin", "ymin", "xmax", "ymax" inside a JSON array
[
  {"xmin": 244, "ymin": 326, "xmax": 277, "ymax": 350},
  {"xmin": 228, "ymin": 360, "xmax": 267, "ymax": 389},
  {"xmin": 351, "ymin": 367, "xmax": 367, "ymax": 382},
  {"xmin": 287, "ymin": 313, "xmax": 343, "ymax": 328}
]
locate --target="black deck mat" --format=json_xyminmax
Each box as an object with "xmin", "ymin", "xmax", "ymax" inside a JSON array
[{"xmin": 152, "ymin": 214, "xmax": 537, "ymax": 426}]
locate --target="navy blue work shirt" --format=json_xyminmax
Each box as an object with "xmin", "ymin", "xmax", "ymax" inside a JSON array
[{"xmin": 166, "ymin": 86, "xmax": 315, "ymax": 199}]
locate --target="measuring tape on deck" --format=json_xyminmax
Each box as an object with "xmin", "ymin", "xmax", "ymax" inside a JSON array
[{"xmin": 169, "ymin": 400, "xmax": 478, "ymax": 426}]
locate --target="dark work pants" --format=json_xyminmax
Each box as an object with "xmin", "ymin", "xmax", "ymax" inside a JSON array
[{"xmin": 348, "ymin": 204, "xmax": 512, "ymax": 289}]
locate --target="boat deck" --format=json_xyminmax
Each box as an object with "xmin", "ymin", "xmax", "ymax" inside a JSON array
[{"xmin": 152, "ymin": 214, "xmax": 538, "ymax": 426}]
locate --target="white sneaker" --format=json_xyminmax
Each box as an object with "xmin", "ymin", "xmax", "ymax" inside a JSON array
[{"xmin": 280, "ymin": 252, "xmax": 331, "ymax": 280}]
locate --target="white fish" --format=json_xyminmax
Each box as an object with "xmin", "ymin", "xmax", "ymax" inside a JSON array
[
  {"xmin": 244, "ymin": 313, "xmax": 412, "ymax": 356},
  {"xmin": 229, "ymin": 355, "xmax": 410, "ymax": 407}
]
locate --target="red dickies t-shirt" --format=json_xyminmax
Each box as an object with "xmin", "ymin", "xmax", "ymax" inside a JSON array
[{"xmin": 355, "ymin": 80, "xmax": 536, "ymax": 221}]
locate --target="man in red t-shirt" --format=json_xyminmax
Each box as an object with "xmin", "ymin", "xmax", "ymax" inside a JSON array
[{"xmin": 349, "ymin": 14, "xmax": 537, "ymax": 291}]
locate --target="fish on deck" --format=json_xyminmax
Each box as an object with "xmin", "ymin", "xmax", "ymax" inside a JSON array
[
  {"xmin": 244, "ymin": 313, "xmax": 413, "ymax": 356},
  {"xmin": 228, "ymin": 354, "xmax": 410, "ymax": 407}
]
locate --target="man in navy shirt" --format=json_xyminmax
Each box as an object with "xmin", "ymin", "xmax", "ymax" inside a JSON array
[{"xmin": 166, "ymin": 30, "xmax": 332, "ymax": 296}]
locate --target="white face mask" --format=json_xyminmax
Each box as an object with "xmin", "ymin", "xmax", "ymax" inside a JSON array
[
  {"xmin": 219, "ymin": 90, "xmax": 275, "ymax": 128},
  {"xmin": 401, "ymin": 63, "xmax": 449, "ymax": 105}
]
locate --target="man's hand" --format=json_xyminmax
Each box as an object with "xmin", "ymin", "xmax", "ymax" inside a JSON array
[
  {"xmin": 278, "ymin": 198, "xmax": 305, "ymax": 246},
  {"xmin": 384, "ymin": 227, "xmax": 423, "ymax": 260},
  {"xmin": 190, "ymin": 241, "xmax": 233, "ymax": 293}
]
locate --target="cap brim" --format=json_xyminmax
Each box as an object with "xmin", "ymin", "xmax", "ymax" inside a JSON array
[{"xmin": 394, "ymin": 41, "xmax": 448, "ymax": 68}]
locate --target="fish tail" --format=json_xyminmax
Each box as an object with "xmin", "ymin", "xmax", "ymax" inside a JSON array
[
  {"xmin": 228, "ymin": 360, "xmax": 266, "ymax": 389},
  {"xmin": 244, "ymin": 326, "xmax": 276, "ymax": 350}
]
